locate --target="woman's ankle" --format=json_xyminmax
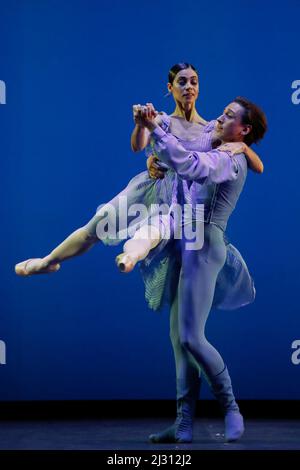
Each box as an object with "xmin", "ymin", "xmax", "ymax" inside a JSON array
[{"xmin": 43, "ymin": 255, "xmax": 58, "ymax": 266}]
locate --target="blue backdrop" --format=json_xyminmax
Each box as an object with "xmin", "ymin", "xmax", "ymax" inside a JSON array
[{"xmin": 1, "ymin": 0, "xmax": 300, "ymax": 400}]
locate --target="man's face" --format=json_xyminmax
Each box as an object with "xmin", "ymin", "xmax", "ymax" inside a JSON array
[{"xmin": 215, "ymin": 102, "xmax": 251, "ymax": 142}]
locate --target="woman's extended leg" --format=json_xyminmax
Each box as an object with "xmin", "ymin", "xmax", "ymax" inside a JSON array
[
  {"xmin": 15, "ymin": 226, "xmax": 98, "ymax": 276},
  {"xmin": 15, "ymin": 211, "xmax": 167, "ymax": 276},
  {"xmin": 14, "ymin": 170, "xmax": 165, "ymax": 276}
]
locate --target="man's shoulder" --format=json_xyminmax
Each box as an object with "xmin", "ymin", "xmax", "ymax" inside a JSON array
[
  {"xmin": 232, "ymin": 153, "xmax": 248, "ymax": 177},
  {"xmin": 215, "ymin": 149, "xmax": 247, "ymax": 166},
  {"xmin": 234, "ymin": 152, "xmax": 247, "ymax": 166}
]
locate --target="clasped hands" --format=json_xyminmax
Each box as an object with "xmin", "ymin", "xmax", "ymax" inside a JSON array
[
  {"xmin": 133, "ymin": 103, "xmax": 158, "ymax": 131},
  {"xmin": 133, "ymin": 103, "xmax": 246, "ymax": 180},
  {"xmin": 133, "ymin": 102, "xmax": 165, "ymax": 178}
]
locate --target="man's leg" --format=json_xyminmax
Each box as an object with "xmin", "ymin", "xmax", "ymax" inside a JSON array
[
  {"xmin": 149, "ymin": 289, "xmax": 201, "ymax": 443},
  {"xmin": 177, "ymin": 225, "xmax": 244, "ymax": 442}
]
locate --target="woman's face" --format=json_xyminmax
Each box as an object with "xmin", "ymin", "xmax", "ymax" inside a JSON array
[{"xmin": 168, "ymin": 68, "xmax": 199, "ymax": 107}]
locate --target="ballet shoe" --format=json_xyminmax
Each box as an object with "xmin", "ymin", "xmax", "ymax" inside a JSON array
[
  {"xmin": 209, "ymin": 365, "xmax": 244, "ymax": 442},
  {"xmin": 149, "ymin": 397, "xmax": 195, "ymax": 443},
  {"xmin": 115, "ymin": 253, "xmax": 138, "ymax": 273},
  {"xmin": 149, "ymin": 377, "xmax": 201, "ymax": 443},
  {"xmin": 224, "ymin": 410, "xmax": 244, "ymax": 442},
  {"xmin": 15, "ymin": 258, "xmax": 60, "ymax": 276}
]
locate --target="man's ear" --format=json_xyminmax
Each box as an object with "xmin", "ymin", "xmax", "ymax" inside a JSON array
[
  {"xmin": 167, "ymin": 83, "xmax": 172, "ymax": 93},
  {"xmin": 242, "ymin": 124, "xmax": 252, "ymax": 136}
]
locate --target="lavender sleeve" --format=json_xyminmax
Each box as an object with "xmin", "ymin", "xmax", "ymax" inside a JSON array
[{"xmin": 151, "ymin": 125, "xmax": 240, "ymax": 184}]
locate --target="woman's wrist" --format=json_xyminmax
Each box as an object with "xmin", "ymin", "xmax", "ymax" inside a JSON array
[
  {"xmin": 135, "ymin": 123, "xmax": 146, "ymax": 130},
  {"xmin": 43, "ymin": 254, "xmax": 56, "ymax": 265},
  {"xmin": 145, "ymin": 121, "xmax": 158, "ymax": 133}
]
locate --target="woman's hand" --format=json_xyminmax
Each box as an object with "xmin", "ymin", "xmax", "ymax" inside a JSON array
[
  {"xmin": 218, "ymin": 141, "xmax": 264, "ymax": 173},
  {"xmin": 131, "ymin": 103, "xmax": 159, "ymax": 152},
  {"xmin": 147, "ymin": 154, "xmax": 165, "ymax": 179},
  {"xmin": 218, "ymin": 142, "xmax": 247, "ymax": 155},
  {"xmin": 133, "ymin": 104, "xmax": 147, "ymax": 127},
  {"xmin": 133, "ymin": 103, "xmax": 158, "ymax": 130}
]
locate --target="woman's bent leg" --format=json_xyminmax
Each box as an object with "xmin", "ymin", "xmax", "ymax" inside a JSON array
[{"xmin": 116, "ymin": 214, "xmax": 168, "ymax": 272}]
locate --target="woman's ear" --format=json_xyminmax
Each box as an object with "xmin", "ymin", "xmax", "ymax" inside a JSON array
[{"xmin": 164, "ymin": 83, "xmax": 172, "ymax": 98}]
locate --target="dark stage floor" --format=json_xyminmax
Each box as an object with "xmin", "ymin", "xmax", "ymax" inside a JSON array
[{"xmin": 0, "ymin": 418, "xmax": 299, "ymax": 450}]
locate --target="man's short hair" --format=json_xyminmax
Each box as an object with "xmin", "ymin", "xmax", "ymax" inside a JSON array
[{"xmin": 233, "ymin": 96, "xmax": 268, "ymax": 146}]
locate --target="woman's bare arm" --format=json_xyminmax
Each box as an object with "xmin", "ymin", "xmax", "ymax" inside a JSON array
[
  {"xmin": 218, "ymin": 142, "xmax": 264, "ymax": 174},
  {"xmin": 131, "ymin": 104, "xmax": 161, "ymax": 152}
]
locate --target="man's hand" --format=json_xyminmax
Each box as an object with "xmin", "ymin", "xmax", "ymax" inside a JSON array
[
  {"xmin": 133, "ymin": 103, "xmax": 158, "ymax": 131},
  {"xmin": 147, "ymin": 154, "xmax": 166, "ymax": 179},
  {"xmin": 218, "ymin": 142, "xmax": 247, "ymax": 155}
]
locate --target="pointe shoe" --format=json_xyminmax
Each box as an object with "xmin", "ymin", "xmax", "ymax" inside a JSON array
[
  {"xmin": 15, "ymin": 258, "xmax": 60, "ymax": 276},
  {"xmin": 115, "ymin": 253, "xmax": 138, "ymax": 273}
]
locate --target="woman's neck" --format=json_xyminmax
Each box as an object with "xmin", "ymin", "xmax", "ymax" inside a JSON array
[{"xmin": 172, "ymin": 103, "xmax": 206, "ymax": 124}]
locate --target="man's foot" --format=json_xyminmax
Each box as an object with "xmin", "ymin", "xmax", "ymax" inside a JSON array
[
  {"xmin": 115, "ymin": 253, "xmax": 138, "ymax": 273},
  {"xmin": 224, "ymin": 410, "xmax": 244, "ymax": 442},
  {"xmin": 15, "ymin": 258, "xmax": 60, "ymax": 276},
  {"xmin": 149, "ymin": 423, "xmax": 192, "ymax": 443}
]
